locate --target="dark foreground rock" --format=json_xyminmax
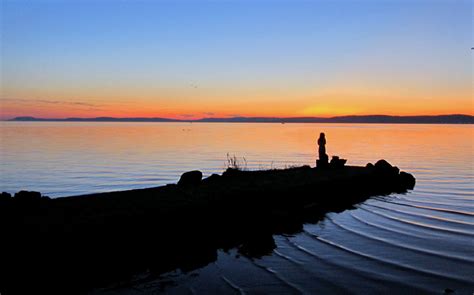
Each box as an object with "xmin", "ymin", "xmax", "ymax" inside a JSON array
[
  {"xmin": 177, "ymin": 170, "xmax": 203, "ymax": 187},
  {"xmin": 0, "ymin": 160, "xmax": 415, "ymax": 295}
]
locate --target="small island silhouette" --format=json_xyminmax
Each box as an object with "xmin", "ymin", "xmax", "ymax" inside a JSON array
[
  {"xmin": 0, "ymin": 136, "xmax": 415, "ymax": 294},
  {"xmin": 8, "ymin": 114, "xmax": 474, "ymax": 124}
]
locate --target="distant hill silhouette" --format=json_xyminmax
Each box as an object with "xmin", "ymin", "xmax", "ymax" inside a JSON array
[
  {"xmin": 9, "ymin": 114, "xmax": 473, "ymax": 124},
  {"xmin": 11, "ymin": 116, "xmax": 179, "ymax": 122}
]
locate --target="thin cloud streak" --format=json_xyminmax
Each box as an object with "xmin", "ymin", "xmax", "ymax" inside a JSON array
[{"xmin": 1, "ymin": 98, "xmax": 102, "ymax": 108}]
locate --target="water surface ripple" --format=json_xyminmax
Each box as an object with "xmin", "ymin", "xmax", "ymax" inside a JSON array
[{"xmin": 1, "ymin": 122, "xmax": 473, "ymax": 294}]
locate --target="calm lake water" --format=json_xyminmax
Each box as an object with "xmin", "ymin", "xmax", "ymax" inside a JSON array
[{"xmin": 1, "ymin": 122, "xmax": 473, "ymax": 294}]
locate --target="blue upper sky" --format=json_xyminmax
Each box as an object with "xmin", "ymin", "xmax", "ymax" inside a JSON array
[{"xmin": 1, "ymin": 0, "xmax": 472, "ymax": 119}]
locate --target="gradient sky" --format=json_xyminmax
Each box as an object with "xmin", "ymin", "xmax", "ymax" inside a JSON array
[{"xmin": 1, "ymin": 0, "xmax": 472, "ymax": 119}]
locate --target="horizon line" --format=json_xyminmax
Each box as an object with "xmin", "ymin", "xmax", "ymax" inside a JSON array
[
  {"xmin": 5, "ymin": 114, "xmax": 473, "ymax": 124},
  {"xmin": 5, "ymin": 113, "xmax": 473, "ymax": 120}
]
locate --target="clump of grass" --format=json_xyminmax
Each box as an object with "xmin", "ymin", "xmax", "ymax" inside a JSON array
[{"xmin": 225, "ymin": 153, "xmax": 247, "ymax": 171}]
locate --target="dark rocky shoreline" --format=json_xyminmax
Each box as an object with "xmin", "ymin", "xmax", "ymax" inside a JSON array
[{"xmin": 0, "ymin": 160, "xmax": 415, "ymax": 294}]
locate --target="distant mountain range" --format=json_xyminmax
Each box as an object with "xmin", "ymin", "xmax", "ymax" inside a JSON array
[{"xmin": 9, "ymin": 114, "xmax": 474, "ymax": 124}]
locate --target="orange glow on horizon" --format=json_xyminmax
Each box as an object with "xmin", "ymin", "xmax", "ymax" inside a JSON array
[
  {"xmin": 1, "ymin": 102, "xmax": 472, "ymax": 120},
  {"xmin": 1, "ymin": 86, "xmax": 473, "ymax": 120}
]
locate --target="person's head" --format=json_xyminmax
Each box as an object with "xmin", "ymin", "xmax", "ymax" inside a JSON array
[{"xmin": 320, "ymin": 132, "xmax": 325, "ymax": 138}]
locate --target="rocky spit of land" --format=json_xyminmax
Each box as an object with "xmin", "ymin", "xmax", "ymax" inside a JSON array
[{"xmin": 0, "ymin": 159, "xmax": 415, "ymax": 294}]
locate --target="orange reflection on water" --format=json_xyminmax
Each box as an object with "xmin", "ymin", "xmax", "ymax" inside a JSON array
[
  {"xmin": 2, "ymin": 122, "xmax": 472, "ymax": 197},
  {"xmin": 2, "ymin": 122, "xmax": 472, "ymax": 169}
]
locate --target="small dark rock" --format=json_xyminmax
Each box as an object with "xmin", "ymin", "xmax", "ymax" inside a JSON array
[
  {"xmin": 374, "ymin": 159, "xmax": 392, "ymax": 170},
  {"xmin": 222, "ymin": 167, "xmax": 242, "ymax": 177},
  {"xmin": 366, "ymin": 163, "xmax": 374, "ymax": 168},
  {"xmin": 330, "ymin": 156, "xmax": 347, "ymax": 169},
  {"xmin": 238, "ymin": 235, "xmax": 276, "ymax": 258},
  {"xmin": 392, "ymin": 166, "xmax": 400, "ymax": 174},
  {"xmin": 0, "ymin": 192, "xmax": 13, "ymax": 207},
  {"xmin": 14, "ymin": 190, "xmax": 42, "ymax": 201},
  {"xmin": 400, "ymin": 171, "xmax": 416, "ymax": 189},
  {"xmin": 202, "ymin": 173, "xmax": 221, "ymax": 184},
  {"xmin": 13, "ymin": 190, "xmax": 42, "ymax": 208},
  {"xmin": 0, "ymin": 191, "xmax": 12, "ymax": 201},
  {"xmin": 178, "ymin": 170, "xmax": 203, "ymax": 187},
  {"xmin": 374, "ymin": 159, "xmax": 399, "ymax": 175}
]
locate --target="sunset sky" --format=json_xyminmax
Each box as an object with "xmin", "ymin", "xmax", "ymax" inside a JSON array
[{"xmin": 1, "ymin": 0, "xmax": 472, "ymax": 120}]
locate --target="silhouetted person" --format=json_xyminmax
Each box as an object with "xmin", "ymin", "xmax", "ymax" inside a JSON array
[
  {"xmin": 317, "ymin": 132, "xmax": 328, "ymax": 168},
  {"xmin": 318, "ymin": 132, "xmax": 326, "ymax": 156}
]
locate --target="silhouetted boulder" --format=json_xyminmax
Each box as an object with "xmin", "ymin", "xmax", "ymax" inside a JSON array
[
  {"xmin": 0, "ymin": 192, "xmax": 12, "ymax": 201},
  {"xmin": 238, "ymin": 235, "xmax": 276, "ymax": 258},
  {"xmin": 366, "ymin": 163, "xmax": 374, "ymax": 168},
  {"xmin": 400, "ymin": 171, "xmax": 416, "ymax": 190},
  {"xmin": 178, "ymin": 170, "xmax": 203, "ymax": 187},
  {"xmin": 330, "ymin": 156, "xmax": 347, "ymax": 168},
  {"xmin": 202, "ymin": 173, "xmax": 221, "ymax": 185},
  {"xmin": 0, "ymin": 192, "xmax": 12, "ymax": 206},
  {"xmin": 14, "ymin": 190, "xmax": 41, "ymax": 202},
  {"xmin": 392, "ymin": 166, "xmax": 400, "ymax": 174},
  {"xmin": 374, "ymin": 159, "xmax": 399, "ymax": 175},
  {"xmin": 222, "ymin": 167, "xmax": 243, "ymax": 177},
  {"xmin": 374, "ymin": 159, "xmax": 392, "ymax": 170},
  {"xmin": 13, "ymin": 190, "xmax": 42, "ymax": 209}
]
